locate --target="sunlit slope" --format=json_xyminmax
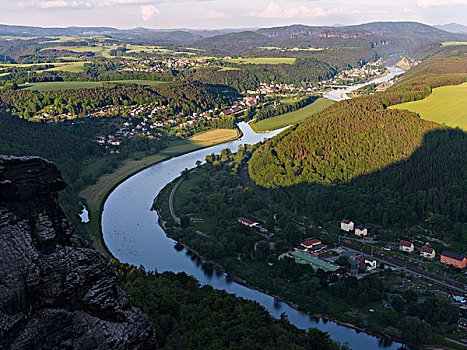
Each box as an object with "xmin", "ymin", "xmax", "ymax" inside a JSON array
[
  {"xmin": 249, "ymin": 48, "xmax": 467, "ymax": 189},
  {"xmin": 389, "ymin": 82, "xmax": 467, "ymax": 131},
  {"xmin": 249, "ymin": 99, "xmax": 439, "ymax": 188}
]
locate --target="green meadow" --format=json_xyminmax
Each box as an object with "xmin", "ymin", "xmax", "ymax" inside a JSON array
[
  {"xmin": 0, "ymin": 61, "xmax": 89, "ymax": 73},
  {"xmin": 251, "ymin": 98, "xmax": 334, "ymax": 132},
  {"xmin": 228, "ymin": 57, "xmax": 296, "ymax": 65},
  {"xmin": 20, "ymin": 80, "xmax": 165, "ymax": 91},
  {"xmin": 389, "ymin": 82, "xmax": 467, "ymax": 131}
]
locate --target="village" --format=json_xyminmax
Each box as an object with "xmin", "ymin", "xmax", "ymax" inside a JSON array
[{"xmin": 237, "ymin": 214, "xmax": 467, "ymax": 334}]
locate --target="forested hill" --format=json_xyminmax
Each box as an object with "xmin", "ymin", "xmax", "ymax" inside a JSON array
[
  {"xmin": 248, "ymin": 48, "xmax": 467, "ymax": 229},
  {"xmin": 183, "ymin": 57, "xmax": 337, "ymax": 91},
  {"xmin": 194, "ymin": 22, "xmax": 466, "ymax": 55},
  {"xmin": 249, "ymin": 48, "xmax": 466, "ymax": 188},
  {"xmin": 0, "ymin": 80, "xmax": 238, "ymax": 119}
]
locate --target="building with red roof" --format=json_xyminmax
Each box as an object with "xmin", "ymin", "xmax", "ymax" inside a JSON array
[
  {"xmin": 420, "ymin": 246, "xmax": 435, "ymax": 259},
  {"xmin": 399, "ymin": 240, "xmax": 414, "ymax": 253},
  {"xmin": 238, "ymin": 217, "xmax": 258, "ymax": 228}
]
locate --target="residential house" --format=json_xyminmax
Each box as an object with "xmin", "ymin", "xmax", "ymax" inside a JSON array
[
  {"xmin": 300, "ymin": 239, "xmax": 327, "ymax": 254},
  {"xmin": 441, "ymin": 252, "xmax": 467, "ymax": 269},
  {"xmin": 420, "ymin": 246, "xmax": 435, "ymax": 259},
  {"xmin": 355, "ymin": 226, "xmax": 368, "ymax": 237},
  {"xmin": 301, "ymin": 239, "xmax": 321, "ymax": 249},
  {"xmin": 458, "ymin": 318, "xmax": 467, "ymax": 332},
  {"xmin": 399, "ymin": 240, "xmax": 414, "ymax": 253},
  {"xmin": 254, "ymin": 237, "xmax": 280, "ymax": 252},
  {"xmin": 238, "ymin": 217, "xmax": 258, "ymax": 228},
  {"xmin": 341, "ymin": 219, "xmax": 354, "ymax": 232},
  {"xmin": 364, "ymin": 258, "xmax": 377, "ymax": 271}
]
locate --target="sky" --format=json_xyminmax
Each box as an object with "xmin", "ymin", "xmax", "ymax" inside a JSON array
[{"xmin": 0, "ymin": 0, "xmax": 466, "ymax": 29}]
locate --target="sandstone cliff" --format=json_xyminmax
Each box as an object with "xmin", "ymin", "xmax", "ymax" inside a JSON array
[{"xmin": 0, "ymin": 156, "xmax": 157, "ymax": 350}]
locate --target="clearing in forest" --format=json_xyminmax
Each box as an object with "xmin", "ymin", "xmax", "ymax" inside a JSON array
[
  {"xmin": 389, "ymin": 82, "xmax": 467, "ymax": 131},
  {"xmin": 251, "ymin": 98, "xmax": 334, "ymax": 132}
]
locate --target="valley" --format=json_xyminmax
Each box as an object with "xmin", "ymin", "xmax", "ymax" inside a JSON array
[{"xmin": 0, "ymin": 18, "xmax": 466, "ymax": 350}]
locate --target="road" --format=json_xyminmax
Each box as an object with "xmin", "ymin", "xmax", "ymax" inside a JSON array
[
  {"xmin": 334, "ymin": 236, "xmax": 467, "ymax": 294},
  {"xmin": 169, "ymin": 178, "xmax": 183, "ymax": 225}
]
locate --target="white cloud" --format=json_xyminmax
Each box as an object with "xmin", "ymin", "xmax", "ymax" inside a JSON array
[
  {"xmin": 414, "ymin": 0, "xmax": 467, "ymax": 6},
  {"xmin": 206, "ymin": 9, "xmax": 226, "ymax": 18},
  {"xmin": 403, "ymin": 7, "xmax": 416, "ymax": 12},
  {"xmin": 141, "ymin": 4, "xmax": 159, "ymax": 21},
  {"xmin": 249, "ymin": 3, "xmax": 360, "ymax": 18},
  {"xmin": 16, "ymin": 0, "xmax": 92, "ymax": 8}
]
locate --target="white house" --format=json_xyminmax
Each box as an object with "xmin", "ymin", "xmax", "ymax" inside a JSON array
[
  {"xmin": 399, "ymin": 240, "xmax": 414, "ymax": 253},
  {"xmin": 341, "ymin": 219, "xmax": 354, "ymax": 232},
  {"xmin": 355, "ymin": 226, "xmax": 368, "ymax": 237},
  {"xmin": 364, "ymin": 258, "xmax": 377, "ymax": 271},
  {"xmin": 420, "ymin": 246, "xmax": 435, "ymax": 259},
  {"xmin": 238, "ymin": 217, "xmax": 258, "ymax": 228}
]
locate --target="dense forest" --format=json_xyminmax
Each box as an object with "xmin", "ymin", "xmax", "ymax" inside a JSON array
[
  {"xmin": 249, "ymin": 49, "xmax": 467, "ymax": 232},
  {"xmin": 183, "ymin": 58, "xmax": 337, "ymax": 91},
  {"xmin": 256, "ymin": 96, "xmax": 318, "ymax": 121},
  {"xmin": 0, "ymin": 80, "xmax": 238, "ymax": 119},
  {"xmin": 115, "ymin": 262, "xmax": 348, "ymax": 350}
]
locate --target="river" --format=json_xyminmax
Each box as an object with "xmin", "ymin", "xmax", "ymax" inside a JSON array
[
  {"xmin": 102, "ymin": 78, "xmax": 407, "ymax": 350},
  {"xmin": 324, "ymin": 66, "xmax": 405, "ymax": 101}
]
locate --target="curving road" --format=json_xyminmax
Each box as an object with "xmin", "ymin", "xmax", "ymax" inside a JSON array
[{"xmin": 169, "ymin": 178, "xmax": 183, "ymax": 225}]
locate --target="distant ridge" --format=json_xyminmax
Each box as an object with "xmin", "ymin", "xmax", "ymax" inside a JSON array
[
  {"xmin": 435, "ymin": 23, "xmax": 467, "ymax": 34},
  {"xmin": 0, "ymin": 21, "xmax": 465, "ymax": 48},
  {"xmin": 194, "ymin": 21, "xmax": 467, "ymax": 54}
]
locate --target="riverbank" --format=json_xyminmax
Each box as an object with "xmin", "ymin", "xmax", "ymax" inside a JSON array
[
  {"xmin": 79, "ymin": 127, "xmax": 242, "ymax": 255},
  {"xmin": 154, "ymin": 178, "xmax": 414, "ymax": 349}
]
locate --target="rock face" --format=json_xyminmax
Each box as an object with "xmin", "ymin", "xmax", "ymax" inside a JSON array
[{"xmin": 0, "ymin": 156, "xmax": 157, "ymax": 350}]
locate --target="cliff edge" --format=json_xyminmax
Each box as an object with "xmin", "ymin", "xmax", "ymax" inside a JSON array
[{"xmin": 0, "ymin": 156, "xmax": 157, "ymax": 350}]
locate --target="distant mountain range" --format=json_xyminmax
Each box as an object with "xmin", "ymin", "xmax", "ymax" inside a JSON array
[
  {"xmin": 434, "ymin": 23, "xmax": 467, "ymax": 35},
  {"xmin": 195, "ymin": 22, "xmax": 467, "ymax": 55},
  {"xmin": 0, "ymin": 21, "xmax": 465, "ymax": 52}
]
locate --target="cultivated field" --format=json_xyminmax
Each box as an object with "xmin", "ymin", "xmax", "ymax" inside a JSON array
[
  {"xmin": 189, "ymin": 128, "xmax": 239, "ymax": 144},
  {"xmin": 0, "ymin": 61, "xmax": 89, "ymax": 73},
  {"xmin": 251, "ymin": 98, "xmax": 334, "ymax": 132},
  {"xmin": 41, "ymin": 44, "xmax": 194, "ymax": 58},
  {"xmin": 20, "ymin": 79, "xmax": 165, "ymax": 91},
  {"xmin": 259, "ymin": 46, "xmax": 323, "ymax": 52},
  {"xmin": 389, "ymin": 82, "xmax": 467, "ymax": 130},
  {"xmin": 441, "ymin": 42, "xmax": 467, "ymax": 46},
  {"xmin": 228, "ymin": 57, "xmax": 296, "ymax": 65}
]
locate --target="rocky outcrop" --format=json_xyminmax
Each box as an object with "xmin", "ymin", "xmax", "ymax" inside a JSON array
[{"xmin": 0, "ymin": 156, "xmax": 157, "ymax": 350}]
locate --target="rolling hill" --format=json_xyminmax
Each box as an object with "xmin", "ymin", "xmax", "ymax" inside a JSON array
[{"xmin": 194, "ymin": 22, "xmax": 466, "ymax": 55}]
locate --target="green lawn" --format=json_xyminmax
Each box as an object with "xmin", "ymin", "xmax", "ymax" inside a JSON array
[
  {"xmin": 389, "ymin": 82, "xmax": 467, "ymax": 131},
  {"xmin": 228, "ymin": 57, "xmax": 296, "ymax": 65},
  {"xmin": 0, "ymin": 61, "xmax": 89, "ymax": 73},
  {"xmin": 251, "ymin": 98, "xmax": 334, "ymax": 132},
  {"xmin": 20, "ymin": 80, "xmax": 165, "ymax": 91}
]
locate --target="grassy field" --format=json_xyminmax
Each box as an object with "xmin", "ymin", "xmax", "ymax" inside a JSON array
[
  {"xmin": 44, "ymin": 61, "xmax": 89, "ymax": 73},
  {"xmin": 442, "ymin": 42, "xmax": 467, "ymax": 46},
  {"xmin": 259, "ymin": 46, "xmax": 323, "ymax": 52},
  {"xmin": 228, "ymin": 57, "xmax": 296, "ymax": 65},
  {"xmin": 79, "ymin": 128, "xmax": 240, "ymax": 254},
  {"xmin": 41, "ymin": 43, "xmax": 192, "ymax": 58},
  {"xmin": 189, "ymin": 128, "xmax": 239, "ymax": 145},
  {"xmin": 20, "ymin": 79, "xmax": 165, "ymax": 91},
  {"xmin": 389, "ymin": 82, "xmax": 467, "ymax": 131},
  {"xmin": 0, "ymin": 61, "xmax": 89, "ymax": 73},
  {"xmin": 251, "ymin": 98, "xmax": 334, "ymax": 132}
]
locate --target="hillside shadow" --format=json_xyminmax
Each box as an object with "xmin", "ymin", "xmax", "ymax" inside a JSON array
[{"xmin": 270, "ymin": 128, "xmax": 467, "ymax": 227}]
